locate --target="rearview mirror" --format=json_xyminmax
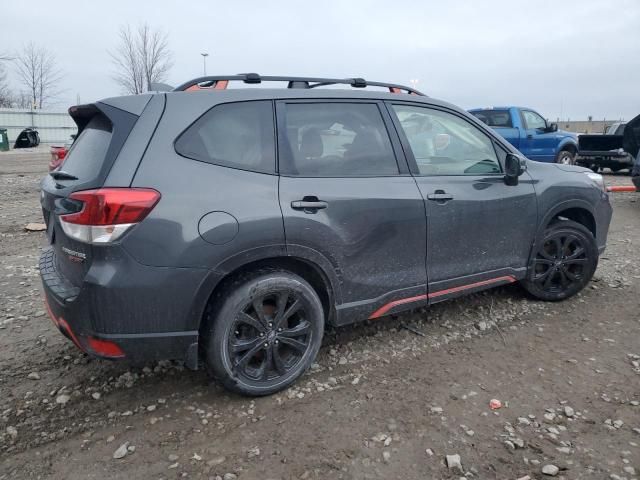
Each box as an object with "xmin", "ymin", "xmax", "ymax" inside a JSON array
[
  {"xmin": 546, "ymin": 122, "xmax": 558, "ymax": 133},
  {"xmin": 505, "ymin": 153, "xmax": 527, "ymax": 186}
]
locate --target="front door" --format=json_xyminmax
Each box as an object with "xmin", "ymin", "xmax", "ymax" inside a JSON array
[
  {"xmin": 276, "ymin": 100, "xmax": 427, "ymax": 322},
  {"xmin": 520, "ymin": 109, "xmax": 557, "ymax": 162},
  {"xmin": 388, "ymin": 102, "xmax": 537, "ymax": 300}
]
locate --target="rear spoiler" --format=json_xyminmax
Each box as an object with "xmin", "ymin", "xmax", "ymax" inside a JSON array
[{"xmin": 68, "ymin": 104, "xmax": 101, "ymax": 134}]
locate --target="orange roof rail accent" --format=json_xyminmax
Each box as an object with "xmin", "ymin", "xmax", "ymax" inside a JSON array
[{"xmin": 173, "ymin": 74, "xmax": 426, "ymax": 95}]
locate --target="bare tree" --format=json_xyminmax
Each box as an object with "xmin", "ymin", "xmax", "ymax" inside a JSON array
[
  {"xmin": 14, "ymin": 42, "xmax": 63, "ymax": 109},
  {"xmin": 0, "ymin": 51, "xmax": 13, "ymax": 107},
  {"xmin": 111, "ymin": 23, "xmax": 173, "ymax": 94},
  {"xmin": 0, "ymin": 63, "xmax": 11, "ymax": 107}
]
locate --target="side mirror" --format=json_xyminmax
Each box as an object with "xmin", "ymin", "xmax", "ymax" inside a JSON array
[
  {"xmin": 505, "ymin": 153, "xmax": 527, "ymax": 186},
  {"xmin": 546, "ymin": 122, "xmax": 558, "ymax": 133}
]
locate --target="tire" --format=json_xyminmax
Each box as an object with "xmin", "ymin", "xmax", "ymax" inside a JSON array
[
  {"xmin": 521, "ymin": 220, "xmax": 598, "ymax": 301},
  {"xmin": 555, "ymin": 149, "xmax": 575, "ymax": 165},
  {"xmin": 203, "ymin": 270, "xmax": 324, "ymax": 396},
  {"xmin": 590, "ymin": 165, "xmax": 600, "ymax": 173}
]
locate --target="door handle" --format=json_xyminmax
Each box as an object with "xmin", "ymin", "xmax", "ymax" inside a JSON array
[
  {"xmin": 527, "ymin": 134, "xmax": 533, "ymax": 139},
  {"xmin": 291, "ymin": 199, "xmax": 328, "ymax": 211},
  {"xmin": 427, "ymin": 191, "xmax": 453, "ymax": 202}
]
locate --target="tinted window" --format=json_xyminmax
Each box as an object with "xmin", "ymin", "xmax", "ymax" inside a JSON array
[
  {"xmin": 281, "ymin": 103, "xmax": 398, "ymax": 176},
  {"xmin": 392, "ymin": 104, "xmax": 502, "ymax": 176},
  {"xmin": 522, "ymin": 110, "xmax": 547, "ymax": 130},
  {"xmin": 470, "ymin": 110, "xmax": 513, "ymax": 128},
  {"xmin": 175, "ymin": 100, "xmax": 275, "ymax": 173},
  {"xmin": 60, "ymin": 115, "xmax": 112, "ymax": 181},
  {"xmin": 606, "ymin": 123, "xmax": 625, "ymax": 135}
]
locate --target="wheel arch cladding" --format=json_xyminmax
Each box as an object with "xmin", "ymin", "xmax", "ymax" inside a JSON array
[
  {"xmin": 198, "ymin": 256, "xmax": 336, "ymax": 335},
  {"xmin": 551, "ymin": 207, "xmax": 596, "ymax": 238}
]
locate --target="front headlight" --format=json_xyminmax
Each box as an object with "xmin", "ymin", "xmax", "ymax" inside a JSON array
[{"xmin": 584, "ymin": 172, "xmax": 605, "ymax": 191}]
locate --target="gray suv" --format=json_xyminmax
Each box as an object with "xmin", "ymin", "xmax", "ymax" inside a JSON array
[{"xmin": 40, "ymin": 74, "xmax": 612, "ymax": 396}]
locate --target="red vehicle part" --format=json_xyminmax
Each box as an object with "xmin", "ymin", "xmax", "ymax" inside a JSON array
[
  {"xmin": 49, "ymin": 146, "xmax": 67, "ymax": 171},
  {"xmin": 606, "ymin": 185, "xmax": 637, "ymax": 192}
]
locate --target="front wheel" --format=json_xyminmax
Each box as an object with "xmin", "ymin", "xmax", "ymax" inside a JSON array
[
  {"xmin": 521, "ymin": 220, "xmax": 598, "ymax": 301},
  {"xmin": 555, "ymin": 149, "xmax": 576, "ymax": 165},
  {"xmin": 203, "ymin": 271, "xmax": 324, "ymax": 396}
]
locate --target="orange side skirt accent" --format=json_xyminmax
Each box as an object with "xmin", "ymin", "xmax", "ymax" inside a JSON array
[{"xmin": 369, "ymin": 275, "xmax": 517, "ymax": 319}]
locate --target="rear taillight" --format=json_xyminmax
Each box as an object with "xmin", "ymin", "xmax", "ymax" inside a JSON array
[
  {"xmin": 59, "ymin": 188, "xmax": 160, "ymax": 244},
  {"xmin": 49, "ymin": 147, "xmax": 67, "ymax": 171}
]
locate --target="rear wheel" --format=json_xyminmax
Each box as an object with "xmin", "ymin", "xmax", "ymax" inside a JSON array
[
  {"xmin": 555, "ymin": 149, "xmax": 575, "ymax": 165},
  {"xmin": 522, "ymin": 220, "xmax": 598, "ymax": 301},
  {"xmin": 203, "ymin": 271, "xmax": 324, "ymax": 396}
]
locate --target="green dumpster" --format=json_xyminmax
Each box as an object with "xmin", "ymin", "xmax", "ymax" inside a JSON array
[{"xmin": 0, "ymin": 129, "xmax": 8, "ymax": 152}]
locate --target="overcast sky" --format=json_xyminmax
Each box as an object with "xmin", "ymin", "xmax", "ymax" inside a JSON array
[{"xmin": 3, "ymin": 0, "xmax": 639, "ymax": 120}]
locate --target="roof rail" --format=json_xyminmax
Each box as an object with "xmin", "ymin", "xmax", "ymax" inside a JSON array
[{"xmin": 173, "ymin": 73, "xmax": 425, "ymax": 96}]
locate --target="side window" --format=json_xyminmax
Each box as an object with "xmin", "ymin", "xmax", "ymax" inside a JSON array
[
  {"xmin": 522, "ymin": 110, "xmax": 547, "ymax": 130},
  {"xmin": 470, "ymin": 110, "xmax": 513, "ymax": 128},
  {"xmin": 391, "ymin": 104, "xmax": 502, "ymax": 176},
  {"xmin": 175, "ymin": 100, "xmax": 275, "ymax": 174},
  {"xmin": 280, "ymin": 103, "xmax": 399, "ymax": 177}
]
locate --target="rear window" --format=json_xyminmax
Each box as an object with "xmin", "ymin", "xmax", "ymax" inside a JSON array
[
  {"xmin": 470, "ymin": 110, "xmax": 513, "ymax": 128},
  {"xmin": 60, "ymin": 115, "xmax": 112, "ymax": 181},
  {"xmin": 175, "ymin": 100, "xmax": 275, "ymax": 174}
]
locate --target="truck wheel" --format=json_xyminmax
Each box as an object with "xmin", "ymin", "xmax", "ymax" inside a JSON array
[
  {"xmin": 203, "ymin": 270, "xmax": 324, "ymax": 396},
  {"xmin": 522, "ymin": 220, "xmax": 598, "ymax": 301},
  {"xmin": 555, "ymin": 150, "xmax": 575, "ymax": 165}
]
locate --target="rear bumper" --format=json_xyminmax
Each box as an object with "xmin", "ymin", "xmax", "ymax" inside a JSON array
[{"xmin": 40, "ymin": 246, "xmax": 215, "ymax": 367}]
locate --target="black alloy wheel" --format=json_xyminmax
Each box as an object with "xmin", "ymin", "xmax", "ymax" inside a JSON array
[
  {"xmin": 532, "ymin": 232, "xmax": 587, "ymax": 293},
  {"xmin": 204, "ymin": 271, "xmax": 324, "ymax": 396},
  {"xmin": 522, "ymin": 220, "xmax": 598, "ymax": 301},
  {"xmin": 229, "ymin": 291, "xmax": 312, "ymax": 383}
]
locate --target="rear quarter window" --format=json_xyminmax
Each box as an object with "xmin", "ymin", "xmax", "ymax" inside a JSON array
[
  {"xmin": 175, "ymin": 100, "xmax": 276, "ymax": 174},
  {"xmin": 60, "ymin": 115, "xmax": 112, "ymax": 181}
]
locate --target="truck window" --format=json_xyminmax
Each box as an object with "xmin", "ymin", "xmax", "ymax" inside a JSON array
[
  {"xmin": 469, "ymin": 110, "xmax": 513, "ymax": 128},
  {"xmin": 522, "ymin": 110, "xmax": 547, "ymax": 130}
]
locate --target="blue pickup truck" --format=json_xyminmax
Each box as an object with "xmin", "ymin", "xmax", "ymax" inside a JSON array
[{"xmin": 469, "ymin": 107, "xmax": 578, "ymax": 164}]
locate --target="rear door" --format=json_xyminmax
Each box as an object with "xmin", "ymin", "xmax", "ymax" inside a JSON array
[
  {"xmin": 388, "ymin": 102, "xmax": 537, "ymax": 299},
  {"xmin": 276, "ymin": 100, "xmax": 427, "ymax": 321}
]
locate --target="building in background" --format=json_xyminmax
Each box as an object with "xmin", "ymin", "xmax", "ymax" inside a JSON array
[
  {"xmin": 0, "ymin": 108, "xmax": 76, "ymax": 146},
  {"xmin": 558, "ymin": 118, "xmax": 626, "ymax": 134}
]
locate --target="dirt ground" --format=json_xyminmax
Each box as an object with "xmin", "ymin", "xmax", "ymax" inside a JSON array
[{"xmin": 1, "ymin": 153, "xmax": 639, "ymax": 480}]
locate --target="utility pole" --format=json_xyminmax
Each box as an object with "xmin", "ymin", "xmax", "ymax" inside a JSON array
[{"xmin": 201, "ymin": 52, "xmax": 209, "ymax": 76}]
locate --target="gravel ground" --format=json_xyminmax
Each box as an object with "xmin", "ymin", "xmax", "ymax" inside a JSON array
[{"xmin": 0, "ymin": 154, "xmax": 639, "ymax": 480}]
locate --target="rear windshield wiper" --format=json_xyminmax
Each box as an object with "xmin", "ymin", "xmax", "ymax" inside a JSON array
[{"xmin": 49, "ymin": 170, "xmax": 78, "ymax": 181}]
